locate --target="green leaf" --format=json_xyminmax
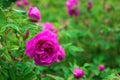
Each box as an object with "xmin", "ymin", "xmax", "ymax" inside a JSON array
[
  {"xmin": 3, "ymin": 52, "xmax": 12, "ymax": 62},
  {"xmin": 9, "ymin": 66, "xmax": 16, "ymax": 80},
  {"xmin": 23, "ymin": 68, "xmax": 32, "ymax": 76},
  {"xmin": 83, "ymin": 63, "xmax": 91, "ymax": 68},
  {"xmin": 0, "ymin": 0, "xmax": 16, "ymax": 9}
]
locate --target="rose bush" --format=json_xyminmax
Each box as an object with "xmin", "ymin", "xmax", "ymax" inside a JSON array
[{"xmin": 0, "ymin": 0, "xmax": 120, "ymax": 80}]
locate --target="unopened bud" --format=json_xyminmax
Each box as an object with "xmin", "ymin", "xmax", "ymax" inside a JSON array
[{"xmin": 24, "ymin": 30, "xmax": 29, "ymax": 40}]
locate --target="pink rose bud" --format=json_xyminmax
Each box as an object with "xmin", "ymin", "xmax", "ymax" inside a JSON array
[
  {"xmin": 41, "ymin": 22, "xmax": 58, "ymax": 34},
  {"xmin": 24, "ymin": 30, "xmax": 29, "ymax": 40},
  {"xmin": 16, "ymin": 0, "xmax": 22, "ymax": 7},
  {"xmin": 66, "ymin": 0, "xmax": 80, "ymax": 17},
  {"xmin": 88, "ymin": 1, "xmax": 93, "ymax": 10},
  {"xmin": 98, "ymin": 65, "xmax": 105, "ymax": 71},
  {"xmin": 28, "ymin": 7, "xmax": 41, "ymax": 22},
  {"xmin": 25, "ymin": 30, "xmax": 65, "ymax": 66},
  {"xmin": 22, "ymin": 0, "xmax": 29, "ymax": 6},
  {"xmin": 74, "ymin": 68, "xmax": 84, "ymax": 79}
]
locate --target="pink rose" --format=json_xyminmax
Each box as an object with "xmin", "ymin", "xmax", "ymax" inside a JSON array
[
  {"xmin": 41, "ymin": 22, "xmax": 58, "ymax": 33},
  {"xmin": 22, "ymin": 0, "xmax": 29, "ymax": 6},
  {"xmin": 88, "ymin": 1, "xmax": 93, "ymax": 10},
  {"xmin": 28, "ymin": 7, "xmax": 41, "ymax": 22},
  {"xmin": 25, "ymin": 30, "xmax": 65, "ymax": 66},
  {"xmin": 16, "ymin": 0, "xmax": 29, "ymax": 7},
  {"xmin": 98, "ymin": 65, "xmax": 105, "ymax": 71},
  {"xmin": 66, "ymin": 0, "xmax": 80, "ymax": 16},
  {"xmin": 16, "ymin": 0, "xmax": 22, "ymax": 7},
  {"xmin": 74, "ymin": 68, "xmax": 84, "ymax": 79}
]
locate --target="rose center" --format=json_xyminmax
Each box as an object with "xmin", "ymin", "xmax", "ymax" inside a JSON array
[{"xmin": 44, "ymin": 48, "xmax": 52, "ymax": 53}]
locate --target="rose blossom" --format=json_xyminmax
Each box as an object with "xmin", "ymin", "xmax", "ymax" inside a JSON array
[
  {"xmin": 74, "ymin": 68, "xmax": 84, "ymax": 79},
  {"xmin": 66, "ymin": 0, "xmax": 80, "ymax": 17},
  {"xmin": 16, "ymin": 0, "xmax": 29, "ymax": 7},
  {"xmin": 88, "ymin": 1, "xmax": 93, "ymax": 10},
  {"xmin": 25, "ymin": 30, "xmax": 65, "ymax": 66},
  {"xmin": 22, "ymin": 0, "xmax": 29, "ymax": 6},
  {"xmin": 98, "ymin": 65, "xmax": 105, "ymax": 71},
  {"xmin": 41, "ymin": 22, "xmax": 58, "ymax": 33},
  {"xmin": 28, "ymin": 7, "xmax": 41, "ymax": 22},
  {"xmin": 16, "ymin": 0, "xmax": 22, "ymax": 7}
]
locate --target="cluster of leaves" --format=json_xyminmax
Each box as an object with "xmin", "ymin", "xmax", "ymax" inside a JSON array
[
  {"xmin": 0, "ymin": 0, "xmax": 16, "ymax": 9},
  {"xmin": 0, "ymin": 0, "xmax": 120, "ymax": 80}
]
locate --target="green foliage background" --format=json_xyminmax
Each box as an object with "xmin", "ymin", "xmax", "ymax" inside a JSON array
[{"xmin": 0, "ymin": 0, "xmax": 120, "ymax": 80}]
